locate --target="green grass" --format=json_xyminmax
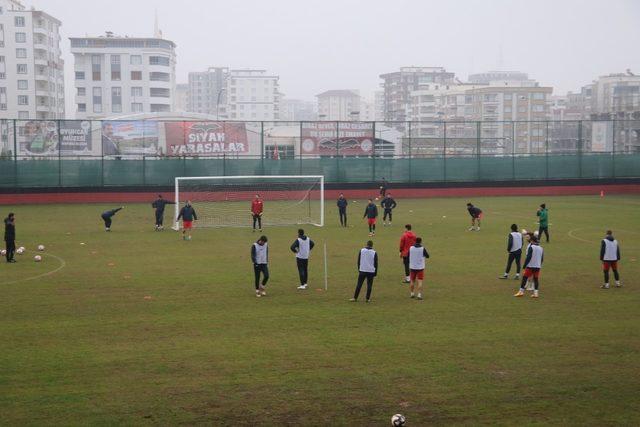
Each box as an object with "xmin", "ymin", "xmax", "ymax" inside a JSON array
[{"xmin": 1, "ymin": 195, "xmax": 639, "ymax": 426}]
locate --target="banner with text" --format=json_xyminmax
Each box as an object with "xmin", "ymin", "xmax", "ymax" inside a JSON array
[
  {"xmin": 102, "ymin": 121, "xmax": 159, "ymax": 156},
  {"xmin": 164, "ymin": 122, "xmax": 249, "ymax": 156},
  {"xmin": 300, "ymin": 122, "xmax": 374, "ymax": 156}
]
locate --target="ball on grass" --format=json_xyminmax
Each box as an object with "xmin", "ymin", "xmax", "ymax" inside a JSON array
[
  {"xmin": 391, "ymin": 414, "xmax": 406, "ymax": 426},
  {"xmin": 34, "ymin": 255, "xmax": 42, "ymax": 262},
  {"xmin": 37, "ymin": 244, "xmax": 45, "ymax": 251},
  {"xmin": 0, "ymin": 249, "xmax": 6, "ymax": 256},
  {"xmin": 16, "ymin": 247, "xmax": 24, "ymax": 255}
]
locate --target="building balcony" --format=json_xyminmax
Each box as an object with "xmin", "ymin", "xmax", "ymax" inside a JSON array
[{"xmin": 33, "ymin": 27, "xmax": 48, "ymax": 37}]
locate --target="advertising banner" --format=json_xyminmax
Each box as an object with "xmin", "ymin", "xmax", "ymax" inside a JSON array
[
  {"xmin": 164, "ymin": 121, "xmax": 249, "ymax": 156},
  {"xmin": 300, "ymin": 122, "xmax": 374, "ymax": 156},
  {"xmin": 18, "ymin": 121, "xmax": 57, "ymax": 156},
  {"xmin": 102, "ymin": 121, "xmax": 159, "ymax": 156}
]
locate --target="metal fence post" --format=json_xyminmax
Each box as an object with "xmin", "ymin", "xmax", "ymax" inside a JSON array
[
  {"xmin": 13, "ymin": 119, "xmax": 18, "ymax": 186},
  {"xmin": 443, "ymin": 121, "xmax": 447, "ymax": 182},
  {"xmin": 372, "ymin": 121, "xmax": 376, "ymax": 182},
  {"xmin": 545, "ymin": 121, "xmax": 549, "ymax": 180},
  {"xmin": 299, "ymin": 121, "xmax": 303, "ymax": 175},
  {"xmin": 408, "ymin": 121, "xmax": 412, "ymax": 183},
  {"xmin": 100, "ymin": 120, "xmax": 105, "ymax": 187},
  {"xmin": 612, "ymin": 119, "xmax": 616, "ymax": 178},
  {"xmin": 511, "ymin": 122, "xmax": 515, "ymax": 180},
  {"xmin": 260, "ymin": 121, "xmax": 265, "ymax": 175},
  {"xmin": 578, "ymin": 120, "xmax": 583, "ymax": 178},
  {"xmin": 57, "ymin": 119, "xmax": 62, "ymax": 187},
  {"xmin": 476, "ymin": 121, "xmax": 481, "ymax": 180}
]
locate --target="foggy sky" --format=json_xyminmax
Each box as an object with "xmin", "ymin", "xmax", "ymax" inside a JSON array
[{"xmin": 30, "ymin": 0, "xmax": 640, "ymax": 111}]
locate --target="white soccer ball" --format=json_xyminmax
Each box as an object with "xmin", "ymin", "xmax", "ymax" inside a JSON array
[
  {"xmin": 533, "ymin": 231, "xmax": 539, "ymax": 237},
  {"xmin": 34, "ymin": 255, "xmax": 42, "ymax": 262},
  {"xmin": 37, "ymin": 244, "xmax": 45, "ymax": 251},
  {"xmin": 16, "ymin": 247, "xmax": 25, "ymax": 255},
  {"xmin": 521, "ymin": 229, "xmax": 528, "ymax": 235},
  {"xmin": 391, "ymin": 414, "xmax": 406, "ymax": 426},
  {"xmin": 375, "ymin": 197, "xmax": 379, "ymax": 201},
  {"xmin": 0, "ymin": 249, "xmax": 6, "ymax": 256}
]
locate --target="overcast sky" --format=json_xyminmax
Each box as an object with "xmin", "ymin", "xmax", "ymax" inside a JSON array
[{"xmin": 31, "ymin": 0, "xmax": 640, "ymax": 108}]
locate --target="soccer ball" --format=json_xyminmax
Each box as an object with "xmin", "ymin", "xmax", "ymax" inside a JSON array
[
  {"xmin": 521, "ymin": 229, "xmax": 528, "ymax": 235},
  {"xmin": 37, "ymin": 244, "xmax": 45, "ymax": 251},
  {"xmin": 34, "ymin": 255, "xmax": 42, "ymax": 262},
  {"xmin": 0, "ymin": 249, "xmax": 5, "ymax": 256},
  {"xmin": 391, "ymin": 414, "xmax": 406, "ymax": 426},
  {"xmin": 533, "ymin": 231, "xmax": 539, "ymax": 237},
  {"xmin": 16, "ymin": 247, "xmax": 25, "ymax": 255},
  {"xmin": 375, "ymin": 197, "xmax": 379, "ymax": 201}
]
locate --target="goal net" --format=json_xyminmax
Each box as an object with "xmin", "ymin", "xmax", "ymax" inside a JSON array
[{"xmin": 173, "ymin": 175, "xmax": 324, "ymax": 229}]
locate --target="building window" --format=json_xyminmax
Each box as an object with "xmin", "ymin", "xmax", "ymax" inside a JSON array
[
  {"xmin": 92, "ymin": 87, "xmax": 102, "ymax": 113},
  {"xmin": 533, "ymin": 93, "xmax": 545, "ymax": 100},
  {"xmin": 131, "ymin": 102, "xmax": 143, "ymax": 112},
  {"xmin": 149, "ymin": 56, "xmax": 170, "ymax": 66},
  {"xmin": 15, "ymin": 16, "xmax": 25, "ymax": 27},
  {"xmin": 17, "ymin": 95, "xmax": 28, "ymax": 105},
  {"xmin": 130, "ymin": 55, "xmax": 142, "ymax": 65},
  {"xmin": 75, "ymin": 71, "xmax": 85, "ymax": 80},
  {"xmin": 111, "ymin": 87, "xmax": 122, "ymax": 113},
  {"xmin": 131, "ymin": 87, "xmax": 142, "ymax": 97},
  {"xmin": 17, "ymin": 80, "xmax": 27, "ymax": 90},
  {"xmin": 503, "ymin": 93, "xmax": 512, "ymax": 100},
  {"xmin": 110, "ymin": 55, "xmax": 121, "ymax": 80},
  {"xmin": 16, "ymin": 48, "xmax": 26, "ymax": 58},
  {"xmin": 150, "ymin": 104, "xmax": 170, "ymax": 112},
  {"xmin": 131, "ymin": 71, "xmax": 142, "ymax": 80},
  {"xmin": 18, "ymin": 111, "xmax": 29, "ymax": 119},
  {"xmin": 78, "ymin": 103, "xmax": 86, "ymax": 112},
  {"xmin": 15, "ymin": 32, "xmax": 26, "ymax": 43},
  {"xmin": 91, "ymin": 54, "xmax": 101, "ymax": 81},
  {"xmin": 150, "ymin": 72, "xmax": 170, "ymax": 82},
  {"xmin": 77, "ymin": 87, "xmax": 86, "ymax": 96},
  {"xmin": 532, "ymin": 104, "xmax": 544, "ymax": 112},
  {"xmin": 17, "ymin": 64, "xmax": 27, "ymax": 74},
  {"xmin": 150, "ymin": 87, "xmax": 170, "ymax": 98}
]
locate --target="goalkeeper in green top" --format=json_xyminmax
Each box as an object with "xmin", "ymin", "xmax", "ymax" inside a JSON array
[{"xmin": 537, "ymin": 203, "xmax": 549, "ymax": 242}]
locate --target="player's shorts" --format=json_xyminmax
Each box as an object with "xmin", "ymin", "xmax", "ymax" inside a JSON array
[
  {"xmin": 410, "ymin": 269, "xmax": 425, "ymax": 281},
  {"xmin": 183, "ymin": 220, "xmax": 193, "ymax": 230},
  {"xmin": 477, "ymin": 212, "xmax": 484, "ymax": 219},
  {"xmin": 602, "ymin": 261, "xmax": 618, "ymax": 271},
  {"xmin": 367, "ymin": 218, "xmax": 377, "ymax": 226},
  {"xmin": 523, "ymin": 267, "xmax": 541, "ymax": 279}
]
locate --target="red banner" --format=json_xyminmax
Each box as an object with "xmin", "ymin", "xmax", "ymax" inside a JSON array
[
  {"xmin": 165, "ymin": 122, "xmax": 249, "ymax": 156},
  {"xmin": 300, "ymin": 122, "xmax": 374, "ymax": 156}
]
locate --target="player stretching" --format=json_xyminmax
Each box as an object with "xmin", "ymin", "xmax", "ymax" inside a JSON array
[
  {"xmin": 381, "ymin": 192, "xmax": 397, "ymax": 226},
  {"xmin": 499, "ymin": 224, "xmax": 523, "ymax": 280},
  {"xmin": 600, "ymin": 230, "xmax": 622, "ymax": 289},
  {"xmin": 537, "ymin": 203, "xmax": 549, "ymax": 242},
  {"xmin": 409, "ymin": 237, "xmax": 430, "ymax": 300},
  {"xmin": 177, "ymin": 201, "xmax": 197, "ymax": 240},
  {"xmin": 291, "ymin": 229, "xmax": 315, "ymax": 290},
  {"xmin": 514, "ymin": 235, "xmax": 544, "ymax": 298},
  {"xmin": 251, "ymin": 235, "xmax": 269, "ymax": 297},
  {"xmin": 4, "ymin": 212, "xmax": 16, "ymax": 263},
  {"xmin": 466, "ymin": 203, "xmax": 483, "ymax": 231},
  {"xmin": 151, "ymin": 194, "xmax": 175, "ymax": 231},
  {"xmin": 350, "ymin": 240, "xmax": 378, "ymax": 303},
  {"xmin": 399, "ymin": 224, "xmax": 417, "ymax": 283},
  {"xmin": 101, "ymin": 207, "xmax": 123, "ymax": 231},
  {"xmin": 363, "ymin": 199, "xmax": 378, "ymax": 236},
  {"xmin": 337, "ymin": 193, "xmax": 348, "ymax": 227},
  {"xmin": 251, "ymin": 194, "xmax": 264, "ymax": 232}
]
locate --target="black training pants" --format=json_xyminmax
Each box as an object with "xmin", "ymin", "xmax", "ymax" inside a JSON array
[
  {"xmin": 254, "ymin": 264, "xmax": 269, "ymax": 289},
  {"xmin": 155, "ymin": 210, "xmax": 164, "ymax": 226},
  {"xmin": 296, "ymin": 258, "xmax": 309, "ymax": 286},
  {"xmin": 505, "ymin": 249, "xmax": 522, "ymax": 274},
  {"xmin": 5, "ymin": 240, "xmax": 15, "ymax": 261},
  {"xmin": 339, "ymin": 208, "xmax": 347, "ymax": 226},
  {"xmin": 383, "ymin": 209, "xmax": 392, "ymax": 221},
  {"xmin": 538, "ymin": 226, "xmax": 549, "ymax": 242},
  {"xmin": 403, "ymin": 256, "xmax": 410, "ymax": 276},
  {"xmin": 102, "ymin": 215, "xmax": 112, "ymax": 228},
  {"xmin": 253, "ymin": 214, "xmax": 262, "ymax": 230},
  {"xmin": 354, "ymin": 272, "xmax": 375, "ymax": 300}
]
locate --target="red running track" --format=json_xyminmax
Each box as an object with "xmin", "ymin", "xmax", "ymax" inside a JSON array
[{"xmin": 1, "ymin": 184, "xmax": 639, "ymax": 205}]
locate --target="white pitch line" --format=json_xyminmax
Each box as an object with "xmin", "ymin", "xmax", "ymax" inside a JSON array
[
  {"xmin": 0, "ymin": 251, "xmax": 66, "ymax": 285},
  {"xmin": 566, "ymin": 228, "xmax": 594, "ymax": 244}
]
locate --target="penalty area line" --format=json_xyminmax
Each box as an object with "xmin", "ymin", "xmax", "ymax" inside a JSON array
[{"xmin": 0, "ymin": 251, "xmax": 67, "ymax": 285}]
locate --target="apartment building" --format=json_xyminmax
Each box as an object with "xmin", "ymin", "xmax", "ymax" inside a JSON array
[
  {"xmin": 175, "ymin": 83, "xmax": 188, "ymax": 112},
  {"xmin": 187, "ymin": 66, "xmax": 228, "ymax": 117},
  {"xmin": 379, "ymin": 67, "xmax": 455, "ymax": 123},
  {"xmin": 0, "ymin": 0, "xmax": 65, "ymax": 120},
  {"xmin": 279, "ymin": 98, "xmax": 316, "ymax": 121},
  {"xmin": 70, "ymin": 32, "xmax": 176, "ymax": 119},
  {"xmin": 316, "ymin": 89, "xmax": 360, "ymax": 121},
  {"xmin": 227, "ymin": 69, "xmax": 279, "ymax": 121}
]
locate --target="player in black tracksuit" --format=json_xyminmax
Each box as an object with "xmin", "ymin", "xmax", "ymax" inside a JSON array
[
  {"xmin": 152, "ymin": 195, "xmax": 175, "ymax": 230},
  {"xmin": 363, "ymin": 199, "xmax": 379, "ymax": 236},
  {"xmin": 337, "ymin": 194, "xmax": 348, "ymax": 227},
  {"xmin": 101, "ymin": 207, "xmax": 123, "ymax": 231},
  {"xmin": 4, "ymin": 213, "xmax": 16, "ymax": 263},
  {"xmin": 381, "ymin": 193, "xmax": 397, "ymax": 226}
]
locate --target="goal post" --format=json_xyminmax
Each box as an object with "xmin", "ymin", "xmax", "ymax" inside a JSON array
[{"xmin": 173, "ymin": 175, "xmax": 324, "ymax": 229}]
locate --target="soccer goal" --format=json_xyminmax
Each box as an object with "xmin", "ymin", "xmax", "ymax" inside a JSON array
[{"xmin": 172, "ymin": 175, "xmax": 324, "ymax": 229}]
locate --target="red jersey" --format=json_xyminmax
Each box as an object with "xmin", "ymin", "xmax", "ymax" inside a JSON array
[
  {"xmin": 399, "ymin": 231, "xmax": 417, "ymax": 257},
  {"xmin": 251, "ymin": 200, "xmax": 263, "ymax": 215}
]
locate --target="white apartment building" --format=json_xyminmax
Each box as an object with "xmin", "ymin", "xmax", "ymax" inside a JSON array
[
  {"xmin": 187, "ymin": 66, "xmax": 228, "ymax": 117},
  {"xmin": 278, "ymin": 98, "xmax": 316, "ymax": 121},
  {"xmin": 316, "ymin": 90, "xmax": 361, "ymax": 121},
  {"xmin": 175, "ymin": 83, "xmax": 188, "ymax": 112},
  {"xmin": 227, "ymin": 69, "xmax": 279, "ymax": 121},
  {"xmin": 0, "ymin": 0, "xmax": 65, "ymax": 120},
  {"xmin": 70, "ymin": 33, "xmax": 176, "ymax": 119},
  {"xmin": 374, "ymin": 90, "xmax": 385, "ymax": 121}
]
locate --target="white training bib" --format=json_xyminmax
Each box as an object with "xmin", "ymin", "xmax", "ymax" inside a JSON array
[
  {"xmin": 359, "ymin": 248, "xmax": 376, "ymax": 273},
  {"xmin": 527, "ymin": 245, "xmax": 543, "ymax": 268},
  {"xmin": 409, "ymin": 245, "xmax": 426, "ymax": 270},
  {"xmin": 510, "ymin": 232, "xmax": 523, "ymax": 252},
  {"xmin": 602, "ymin": 239, "xmax": 618, "ymax": 261},
  {"xmin": 296, "ymin": 238, "xmax": 311, "ymax": 259},
  {"xmin": 254, "ymin": 242, "xmax": 268, "ymax": 264}
]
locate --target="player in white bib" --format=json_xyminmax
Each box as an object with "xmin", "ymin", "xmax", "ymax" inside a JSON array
[
  {"xmin": 600, "ymin": 230, "xmax": 622, "ymax": 289},
  {"xmin": 408, "ymin": 237, "xmax": 430, "ymax": 300},
  {"xmin": 291, "ymin": 229, "xmax": 315, "ymax": 290},
  {"xmin": 514, "ymin": 235, "xmax": 544, "ymax": 298},
  {"xmin": 251, "ymin": 236, "xmax": 269, "ymax": 297},
  {"xmin": 350, "ymin": 241, "xmax": 378, "ymax": 303},
  {"xmin": 500, "ymin": 224, "xmax": 523, "ymax": 280}
]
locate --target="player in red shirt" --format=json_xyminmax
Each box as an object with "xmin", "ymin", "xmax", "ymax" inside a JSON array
[
  {"xmin": 399, "ymin": 224, "xmax": 417, "ymax": 283},
  {"xmin": 251, "ymin": 194, "xmax": 264, "ymax": 232}
]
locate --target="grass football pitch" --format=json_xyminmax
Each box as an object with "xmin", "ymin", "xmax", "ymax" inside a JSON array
[{"xmin": 1, "ymin": 195, "xmax": 639, "ymax": 425}]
